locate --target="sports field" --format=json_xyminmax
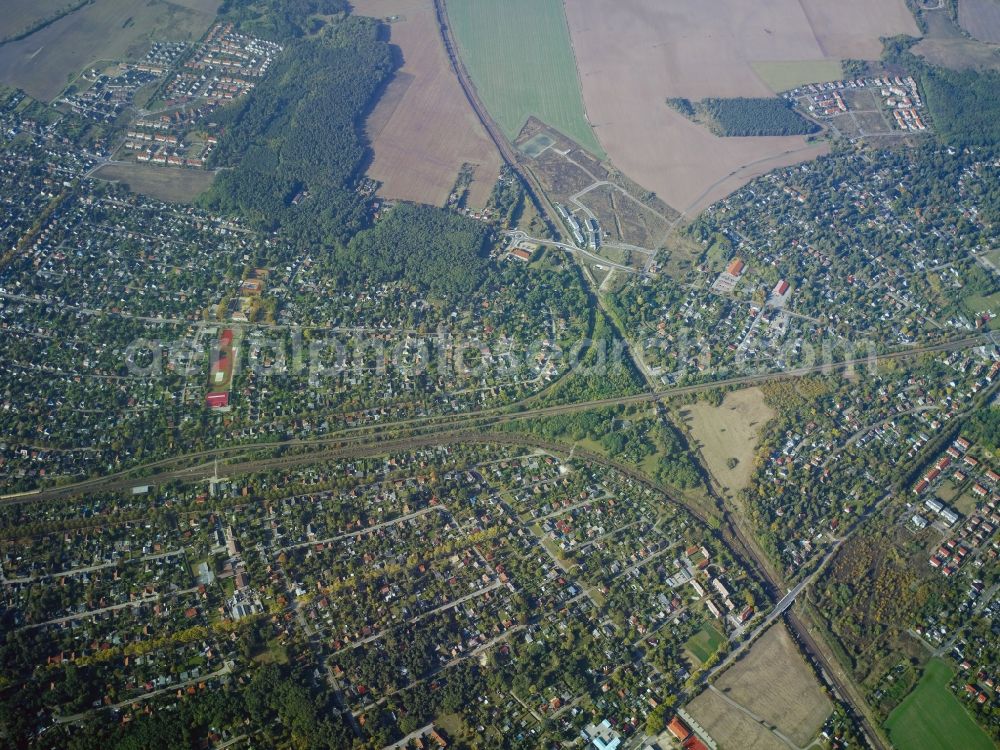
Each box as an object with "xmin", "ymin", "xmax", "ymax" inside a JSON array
[
  {"xmin": 886, "ymin": 659, "xmax": 995, "ymax": 750},
  {"xmin": 684, "ymin": 622, "xmax": 725, "ymax": 664},
  {"xmin": 446, "ymin": 0, "xmax": 604, "ymax": 157}
]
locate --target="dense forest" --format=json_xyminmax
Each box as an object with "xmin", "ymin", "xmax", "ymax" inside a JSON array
[
  {"xmin": 921, "ymin": 66, "xmax": 1000, "ymax": 152},
  {"xmin": 339, "ymin": 203, "xmax": 491, "ymax": 299},
  {"xmin": 666, "ymin": 96, "xmax": 819, "ymax": 137},
  {"xmin": 202, "ymin": 16, "xmax": 394, "ymax": 245},
  {"xmin": 202, "ymin": 11, "xmax": 496, "ymax": 301},
  {"xmin": 700, "ymin": 97, "xmax": 820, "ymax": 137}
]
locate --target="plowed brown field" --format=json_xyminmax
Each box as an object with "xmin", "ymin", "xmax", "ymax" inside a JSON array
[
  {"xmin": 564, "ymin": 0, "xmax": 917, "ymax": 214},
  {"xmin": 354, "ymin": 0, "xmax": 501, "ymax": 209}
]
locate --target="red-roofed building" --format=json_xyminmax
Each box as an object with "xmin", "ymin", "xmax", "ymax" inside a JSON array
[
  {"xmin": 667, "ymin": 717, "xmax": 691, "ymax": 741},
  {"xmin": 683, "ymin": 737, "xmax": 710, "ymax": 750},
  {"xmin": 773, "ymin": 279, "xmax": 790, "ymax": 296},
  {"xmin": 726, "ymin": 258, "xmax": 745, "ymax": 276},
  {"xmin": 205, "ymin": 392, "xmax": 229, "ymax": 408}
]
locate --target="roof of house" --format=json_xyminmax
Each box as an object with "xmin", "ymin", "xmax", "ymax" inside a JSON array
[
  {"xmin": 683, "ymin": 737, "xmax": 710, "ymax": 750},
  {"xmin": 667, "ymin": 716, "xmax": 691, "ymax": 740},
  {"xmin": 205, "ymin": 392, "xmax": 229, "ymax": 408}
]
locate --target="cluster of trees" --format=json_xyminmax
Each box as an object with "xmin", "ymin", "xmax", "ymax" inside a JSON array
[
  {"xmin": 486, "ymin": 168, "xmax": 526, "ymax": 228},
  {"xmin": 202, "ymin": 15, "xmax": 394, "ymax": 245},
  {"xmin": 0, "ymin": 625, "xmax": 355, "ymax": 750},
  {"xmin": 217, "ymin": 0, "xmax": 349, "ymax": 39},
  {"xmin": 665, "ymin": 97, "xmax": 697, "ymax": 119},
  {"xmin": 52, "ymin": 664, "xmax": 353, "ymax": 750},
  {"xmin": 811, "ymin": 528, "xmax": 928, "ymax": 682},
  {"xmin": 340, "ymin": 203, "xmax": 490, "ymax": 300},
  {"xmin": 968, "ymin": 408, "xmax": 1000, "ymax": 455},
  {"xmin": 882, "ymin": 36, "xmax": 1000, "ymax": 154},
  {"xmin": 666, "ymin": 95, "xmax": 819, "ymax": 136},
  {"xmin": 203, "ymin": 14, "xmax": 496, "ymax": 302},
  {"xmin": 510, "ymin": 405, "xmax": 703, "ymax": 490},
  {"xmin": 542, "ymin": 309, "xmax": 644, "ymax": 404},
  {"xmin": 700, "ymin": 97, "xmax": 820, "ymax": 137},
  {"xmin": 922, "ymin": 66, "xmax": 1000, "ymax": 153}
]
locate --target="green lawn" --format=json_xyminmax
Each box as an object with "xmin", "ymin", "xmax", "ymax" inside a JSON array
[
  {"xmin": 685, "ymin": 623, "xmax": 725, "ymax": 664},
  {"xmin": 751, "ymin": 60, "xmax": 844, "ymax": 92},
  {"xmin": 885, "ymin": 659, "xmax": 994, "ymax": 750},
  {"xmin": 446, "ymin": 0, "xmax": 604, "ymax": 156},
  {"xmin": 963, "ymin": 289, "xmax": 1000, "ymax": 316}
]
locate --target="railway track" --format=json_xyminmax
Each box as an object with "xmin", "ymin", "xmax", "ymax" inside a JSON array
[
  {"xmin": 5, "ymin": 331, "xmax": 991, "ymax": 506},
  {"xmin": 431, "ymin": 0, "xmax": 563, "ymax": 237},
  {"xmin": 6, "ymin": 333, "xmax": 993, "ymax": 747}
]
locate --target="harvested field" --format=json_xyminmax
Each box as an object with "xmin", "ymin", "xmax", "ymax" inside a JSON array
[
  {"xmin": 798, "ymin": 0, "xmax": 918, "ymax": 58},
  {"xmin": 751, "ymin": 60, "xmax": 844, "ymax": 92},
  {"xmin": 959, "ymin": 0, "xmax": 1000, "ymax": 43},
  {"xmin": 710, "ymin": 623, "xmax": 833, "ymax": 747},
  {"xmin": 1, "ymin": 0, "xmax": 83, "ymax": 42},
  {"xmin": 93, "ymin": 162, "xmax": 216, "ymax": 203},
  {"xmin": 564, "ymin": 0, "xmax": 914, "ymax": 214},
  {"xmin": 354, "ymin": 0, "xmax": 500, "ymax": 209},
  {"xmin": 446, "ymin": 0, "xmax": 604, "ymax": 156},
  {"xmin": 916, "ymin": 10, "xmax": 1000, "ymax": 70},
  {"xmin": 685, "ymin": 689, "xmax": 786, "ymax": 750},
  {"xmin": 0, "ymin": 0, "xmax": 217, "ymax": 101},
  {"xmin": 682, "ymin": 387, "xmax": 775, "ymax": 494}
]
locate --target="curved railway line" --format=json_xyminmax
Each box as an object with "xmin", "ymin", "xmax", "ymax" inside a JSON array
[
  {"xmin": 6, "ymin": 334, "xmax": 992, "ymax": 748},
  {"xmin": 5, "ymin": 330, "xmax": 990, "ymax": 506},
  {"xmin": 9, "ymin": 8, "xmax": 998, "ymax": 738}
]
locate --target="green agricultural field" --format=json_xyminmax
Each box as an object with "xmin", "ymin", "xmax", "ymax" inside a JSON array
[
  {"xmin": 885, "ymin": 659, "xmax": 994, "ymax": 750},
  {"xmin": 751, "ymin": 60, "xmax": 844, "ymax": 92},
  {"xmin": 446, "ymin": 0, "xmax": 604, "ymax": 157},
  {"xmin": 685, "ymin": 623, "xmax": 725, "ymax": 664}
]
